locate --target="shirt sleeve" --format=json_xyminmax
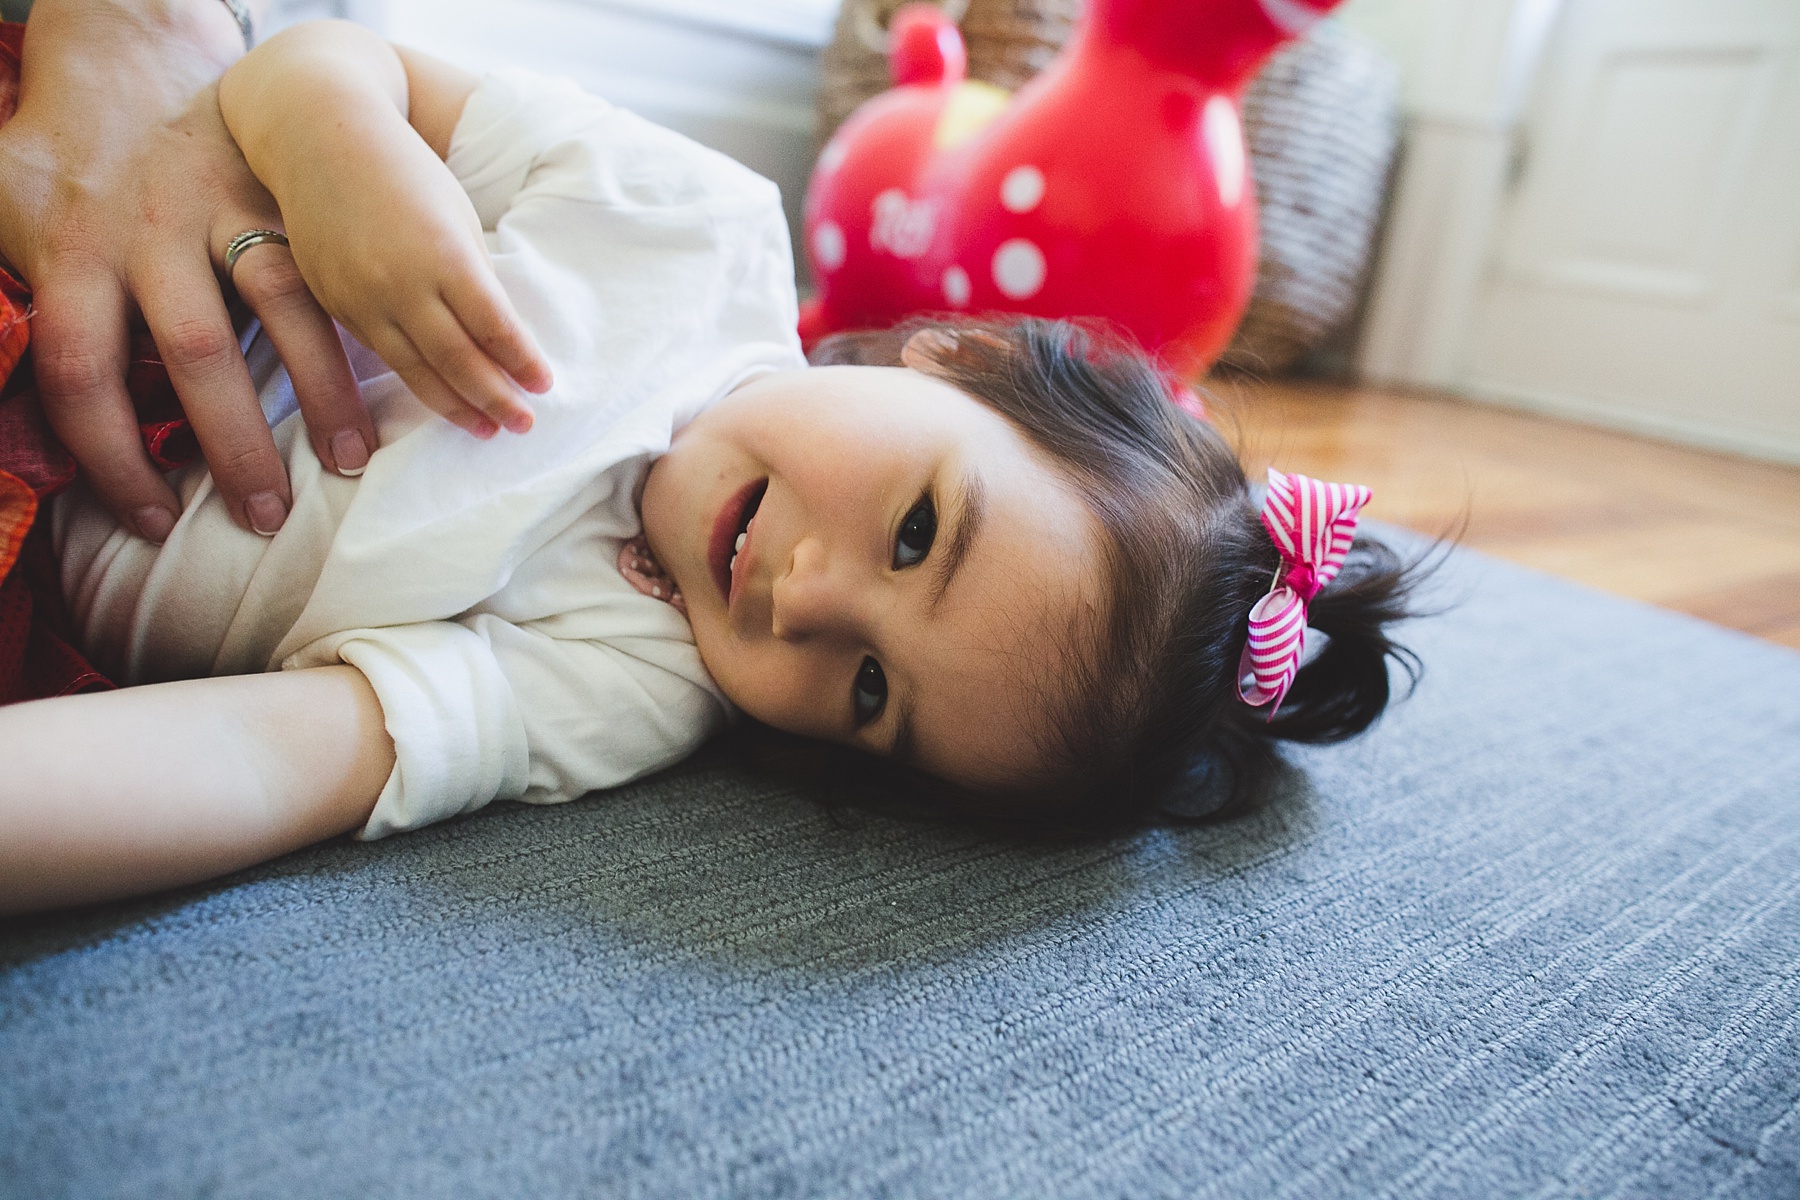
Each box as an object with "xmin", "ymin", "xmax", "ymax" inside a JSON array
[
  {"xmin": 440, "ymin": 68, "xmax": 803, "ymax": 435},
  {"xmin": 327, "ymin": 623, "xmax": 530, "ymax": 839},
  {"xmin": 291, "ymin": 603, "xmax": 728, "ymax": 841},
  {"xmin": 445, "ymin": 66, "xmax": 792, "ymax": 262}
]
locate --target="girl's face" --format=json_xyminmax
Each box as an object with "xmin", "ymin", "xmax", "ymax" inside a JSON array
[{"xmin": 640, "ymin": 353, "xmax": 1104, "ymax": 792}]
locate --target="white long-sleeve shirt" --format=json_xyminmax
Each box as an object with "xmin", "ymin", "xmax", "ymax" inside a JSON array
[{"xmin": 53, "ymin": 69, "xmax": 806, "ymax": 838}]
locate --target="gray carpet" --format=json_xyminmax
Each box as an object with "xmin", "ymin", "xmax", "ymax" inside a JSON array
[{"xmin": 3, "ymin": 542, "xmax": 1798, "ymax": 1199}]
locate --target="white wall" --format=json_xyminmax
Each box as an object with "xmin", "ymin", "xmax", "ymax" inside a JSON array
[{"xmin": 1334, "ymin": 0, "xmax": 1441, "ymax": 110}]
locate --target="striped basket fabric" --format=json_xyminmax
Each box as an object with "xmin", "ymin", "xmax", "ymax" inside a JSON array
[{"xmin": 815, "ymin": 0, "xmax": 1401, "ymax": 375}]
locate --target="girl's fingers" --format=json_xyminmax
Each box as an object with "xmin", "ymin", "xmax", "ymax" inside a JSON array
[
  {"xmin": 403, "ymin": 301, "xmax": 536, "ymax": 433},
  {"xmin": 365, "ymin": 322, "xmax": 499, "ymax": 440},
  {"xmin": 442, "ymin": 265, "xmax": 553, "ymax": 394}
]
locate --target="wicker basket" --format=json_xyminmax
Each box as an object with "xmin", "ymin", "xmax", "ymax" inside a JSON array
[
  {"xmin": 816, "ymin": 1, "xmax": 1400, "ymax": 375},
  {"xmin": 1224, "ymin": 22, "xmax": 1401, "ymax": 373},
  {"xmin": 818, "ymin": 0, "xmax": 1081, "ymax": 136}
]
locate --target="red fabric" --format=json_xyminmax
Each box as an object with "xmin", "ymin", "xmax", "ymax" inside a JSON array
[
  {"xmin": 0, "ymin": 23, "xmax": 21, "ymax": 127},
  {"xmin": 0, "ymin": 20, "xmax": 200, "ymax": 703}
]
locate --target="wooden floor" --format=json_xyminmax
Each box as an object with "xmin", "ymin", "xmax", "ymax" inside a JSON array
[{"xmin": 1208, "ymin": 376, "xmax": 1800, "ymax": 652}]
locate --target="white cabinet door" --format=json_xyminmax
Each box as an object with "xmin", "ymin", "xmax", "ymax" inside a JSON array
[{"xmin": 1466, "ymin": 0, "xmax": 1800, "ymax": 463}]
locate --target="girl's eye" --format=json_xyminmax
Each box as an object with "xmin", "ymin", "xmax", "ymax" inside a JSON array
[
  {"xmin": 853, "ymin": 656, "xmax": 887, "ymax": 727},
  {"xmin": 893, "ymin": 496, "xmax": 936, "ymax": 569}
]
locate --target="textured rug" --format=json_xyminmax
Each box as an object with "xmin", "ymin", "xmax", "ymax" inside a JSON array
[{"xmin": 3, "ymin": 543, "xmax": 1798, "ymax": 1199}]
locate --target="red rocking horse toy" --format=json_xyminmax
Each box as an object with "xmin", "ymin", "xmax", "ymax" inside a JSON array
[{"xmin": 799, "ymin": 0, "xmax": 1344, "ymax": 380}]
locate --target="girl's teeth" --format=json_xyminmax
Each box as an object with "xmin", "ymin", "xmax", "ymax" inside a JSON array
[{"xmin": 734, "ymin": 532, "xmax": 747, "ymax": 552}]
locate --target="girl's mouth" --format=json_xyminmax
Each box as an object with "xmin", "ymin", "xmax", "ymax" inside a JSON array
[{"xmin": 708, "ymin": 477, "xmax": 767, "ymax": 603}]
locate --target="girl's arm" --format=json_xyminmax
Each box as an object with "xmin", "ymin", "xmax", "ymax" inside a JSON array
[
  {"xmin": 217, "ymin": 21, "xmax": 552, "ymax": 441},
  {"xmin": 0, "ymin": 666, "xmax": 393, "ymax": 915}
]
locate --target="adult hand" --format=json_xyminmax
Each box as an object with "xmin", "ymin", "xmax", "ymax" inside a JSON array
[{"xmin": 0, "ymin": 0, "xmax": 372, "ymax": 539}]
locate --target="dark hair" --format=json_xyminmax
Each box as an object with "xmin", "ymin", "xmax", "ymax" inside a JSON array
[{"xmin": 767, "ymin": 314, "xmax": 1426, "ymax": 837}]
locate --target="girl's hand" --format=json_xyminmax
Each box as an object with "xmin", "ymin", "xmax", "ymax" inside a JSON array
[
  {"xmin": 274, "ymin": 116, "xmax": 552, "ymax": 439},
  {"xmin": 220, "ymin": 23, "xmax": 553, "ymax": 441}
]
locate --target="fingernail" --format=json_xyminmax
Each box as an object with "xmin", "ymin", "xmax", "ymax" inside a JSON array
[
  {"xmin": 503, "ymin": 409, "xmax": 534, "ymax": 435},
  {"xmin": 246, "ymin": 491, "xmax": 288, "ymax": 536},
  {"xmin": 471, "ymin": 417, "xmax": 498, "ymax": 440},
  {"xmin": 135, "ymin": 505, "xmax": 176, "ymax": 544},
  {"xmin": 331, "ymin": 430, "xmax": 370, "ymax": 476}
]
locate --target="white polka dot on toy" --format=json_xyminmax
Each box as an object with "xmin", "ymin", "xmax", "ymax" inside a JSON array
[
  {"xmin": 941, "ymin": 265, "xmax": 971, "ymax": 306},
  {"xmin": 1203, "ymin": 96, "xmax": 1246, "ymax": 208},
  {"xmin": 992, "ymin": 238, "xmax": 1046, "ymax": 299},
  {"xmin": 817, "ymin": 138, "xmax": 848, "ymax": 175},
  {"xmin": 811, "ymin": 220, "xmax": 846, "ymax": 272},
  {"xmin": 1000, "ymin": 165, "xmax": 1045, "ymax": 213}
]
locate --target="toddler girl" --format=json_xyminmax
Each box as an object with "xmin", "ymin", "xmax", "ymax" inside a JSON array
[{"xmin": 0, "ymin": 21, "xmax": 1418, "ymax": 914}]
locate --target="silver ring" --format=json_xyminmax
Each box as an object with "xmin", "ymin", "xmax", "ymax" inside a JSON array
[
  {"xmin": 218, "ymin": 0, "xmax": 255, "ymax": 49},
  {"xmin": 224, "ymin": 229, "xmax": 289, "ymax": 271}
]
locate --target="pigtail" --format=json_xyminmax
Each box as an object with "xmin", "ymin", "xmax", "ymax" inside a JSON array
[{"xmin": 1263, "ymin": 534, "xmax": 1424, "ymax": 744}]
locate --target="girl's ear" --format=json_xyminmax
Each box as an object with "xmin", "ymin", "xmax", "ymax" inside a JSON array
[{"xmin": 900, "ymin": 328, "xmax": 959, "ymax": 372}]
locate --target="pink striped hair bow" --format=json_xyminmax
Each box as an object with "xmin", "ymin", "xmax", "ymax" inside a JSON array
[{"xmin": 1237, "ymin": 468, "xmax": 1373, "ymax": 714}]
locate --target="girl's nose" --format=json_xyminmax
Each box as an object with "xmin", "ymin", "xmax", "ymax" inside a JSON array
[{"xmin": 770, "ymin": 534, "xmax": 862, "ymax": 642}]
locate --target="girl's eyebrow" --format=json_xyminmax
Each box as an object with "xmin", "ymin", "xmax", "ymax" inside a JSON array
[
  {"xmin": 896, "ymin": 471, "xmax": 986, "ymax": 764},
  {"xmin": 927, "ymin": 471, "xmax": 987, "ymax": 613}
]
